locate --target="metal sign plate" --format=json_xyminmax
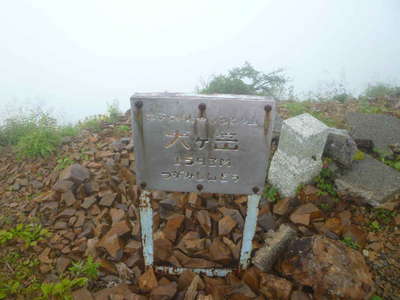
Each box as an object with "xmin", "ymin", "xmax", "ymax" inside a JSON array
[{"xmin": 131, "ymin": 93, "xmax": 275, "ymax": 195}]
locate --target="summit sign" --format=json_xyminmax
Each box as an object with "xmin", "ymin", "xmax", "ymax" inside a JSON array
[{"xmin": 131, "ymin": 93, "xmax": 275, "ymax": 195}]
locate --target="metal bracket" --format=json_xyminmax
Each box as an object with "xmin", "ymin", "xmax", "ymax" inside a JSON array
[{"xmin": 139, "ymin": 190, "xmax": 261, "ymax": 276}]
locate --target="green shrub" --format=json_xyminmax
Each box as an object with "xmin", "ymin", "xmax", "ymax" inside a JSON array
[
  {"xmin": 59, "ymin": 125, "xmax": 79, "ymax": 137},
  {"xmin": 16, "ymin": 127, "xmax": 61, "ymax": 159},
  {"xmin": 106, "ymin": 100, "xmax": 122, "ymax": 123},
  {"xmin": 0, "ymin": 108, "xmax": 72, "ymax": 159},
  {"xmin": 56, "ymin": 157, "xmax": 74, "ymax": 170},
  {"xmin": 198, "ymin": 62, "xmax": 288, "ymax": 99},
  {"xmin": 68, "ymin": 256, "xmax": 100, "ymax": 280},
  {"xmin": 78, "ymin": 116, "xmax": 103, "ymax": 132},
  {"xmin": 364, "ymin": 83, "xmax": 400, "ymax": 99},
  {"xmin": 263, "ymin": 184, "xmax": 279, "ymax": 203}
]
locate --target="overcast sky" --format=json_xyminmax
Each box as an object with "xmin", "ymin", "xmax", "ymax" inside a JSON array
[{"xmin": 0, "ymin": 0, "xmax": 399, "ymax": 123}]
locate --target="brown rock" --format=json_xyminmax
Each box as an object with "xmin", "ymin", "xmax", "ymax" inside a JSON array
[
  {"xmin": 53, "ymin": 179, "xmax": 74, "ymax": 192},
  {"xmin": 229, "ymin": 283, "xmax": 256, "ymax": 300},
  {"xmin": 178, "ymin": 270, "xmax": 196, "ymax": 291},
  {"xmin": 273, "ymin": 197, "xmax": 291, "ymax": 216},
  {"xmin": 290, "ymin": 203, "xmax": 322, "ymax": 226},
  {"xmin": 242, "ymin": 267, "xmax": 260, "ymax": 293},
  {"xmin": 75, "ymin": 210, "xmax": 86, "ymax": 227},
  {"xmin": 184, "ymin": 275, "xmax": 202, "ymax": 300},
  {"xmin": 218, "ymin": 207, "xmax": 245, "ymax": 228},
  {"xmin": 196, "ymin": 210, "xmax": 212, "ymax": 235},
  {"xmin": 278, "ymin": 235, "xmax": 374, "ymax": 300},
  {"xmin": 72, "ymin": 288, "xmax": 94, "ymax": 300},
  {"xmin": 94, "ymin": 283, "xmax": 144, "ymax": 300},
  {"xmin": 177, "ymin": 232, "xmax": 205, "ymax": 254},
  {"xmin": 259, "ymin": 273, "xmax": 292, "ymax": 300},
  {"xmin": 290, "ymin": 290, "xmax": 312, "ymax": 300},
  {"xmin": 109, "ymin": 208, "xmax": 125, "ymax": 224},
  {"xmin": 163, "ymin": 214, "xmax": 185, "ymax": 241},
  {"xmin": 124, "ymin": 240, "xmax": 141, "ymax": 254},
  {"xmin": 299, "ymin": 185, "xmax": 321, "ymax": 203},
  {"xmin": 253, "ymin": 224, "xmax": 297, "ymax": 272},
  {"xmin": 56, "ymin": 256, "xmax": 71, "ymax": 274},
  {"xmin": 151, "ymin": 282, "xmax": 177, "ymax": 299},
  {"xmin": 54, "ymin": 221, "xmax": 68, "ymax": 230},
  {"xmin": 222, "ymin": 237, "xmax": 240, "ymax": 260},
  {"xmin": 62, "ymin": 190, "xmax": 76, "ymax": 206},
  {"xmin": 98, "ymin": 233, "xmax": 123, "ymax": 259},
  {"xmin": 154, "ymin": 238, "xmax": 173, "ymax": 262},
  {"xmin": 59, "ymin": 208, "xmax": 76, "ymax": 217},
  {"xmin": 99, "ymin": 191, "xmax": 117, "ymax": 207},
  {"xmin": 209, "ymin": 238, "xmax": 232, "ymax": 263},
  {"xmin": 39, "ymin": 248, "xmax": 52, "ymax": 264},
  {"xmin": 218, "ymin": 215, "xmax": 237, "ymax": 235},
  {"xmin": 342, "ymin": 225, "xmax": 367, "ymax": 248},
  {"xmin": 321, "ymin": 217, "xmax": 343, "ymax": 235},
  {"xmin": 60, "ymin": 164, "xmax": 90, "ymax": 184},
  {"xmin": 139, "ymin": 267, "xmax": 158, "ymax": 292},
  {"xmin": 81, "ymin": 196, "xmax": 97, "ymax": 209}
]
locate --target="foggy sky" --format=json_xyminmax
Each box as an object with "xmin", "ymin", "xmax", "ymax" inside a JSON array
[{"xmin": 0, "ymin": 0, "xmax": 399, "ymax": 123}]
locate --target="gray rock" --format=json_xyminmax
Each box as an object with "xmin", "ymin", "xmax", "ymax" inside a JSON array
[
  {"xmin": 269, "ymin": 114, "xmax": 329, "ymax": 197},
  {"xmin": 324, "ymin": 128, "xmax": 357, "ymax": 168},
  {"xmin": 252, "ymin": 224, "xmax": 297, "ymax": 272},
  {"xmin": 346, "ymin": 112, "xmax": 400, "ymax": 154},
  {"xmin": 60, "ymin": 164, "xmax": 90, "ymax": 185},
  {"xmin": 335, "ymin": 154, "xmax": 400, "ymax": 206},
  {"xmin": 257, "ymin": 213, "xmax": 277, "ymax": 232},
  {"xmin": 272, "ymin": 114, "xmax": 283, "ymax": 141}
]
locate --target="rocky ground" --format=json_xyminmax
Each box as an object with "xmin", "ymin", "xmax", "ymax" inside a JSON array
[{"xmin": 0, "ymin": 99, "xmax": 399, "ymax": 300}]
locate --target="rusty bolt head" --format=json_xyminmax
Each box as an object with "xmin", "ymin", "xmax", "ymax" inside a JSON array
[
  {"xmin": 197, "ymin": 184, "xmax": 203, "ymax": 191},
  {"xmin": 198, "ymin": 103, "xmax": 206, "ymax": 111},
  {"xmin": 140, "ymin": 182, "xmax": 147, "ymax": 189},
  {"xmin": 252, "ymin": 186, "xmax": 260, "ymax": 194},
  {"xmin": 135, "ymin": 100, "xmax": 143, "ymax": 109},
  {"xmin": 264, "ymin": 105, "xmax": 272, "ymax": 112}
]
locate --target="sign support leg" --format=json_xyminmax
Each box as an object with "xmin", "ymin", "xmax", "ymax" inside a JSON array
[
  {"xmin": 239, "ymin": 193, "xmax": 261, "ymax": 270},
  {"xmin": 139, "ymin": 190, "xmax": 154, "ymax": 266}
]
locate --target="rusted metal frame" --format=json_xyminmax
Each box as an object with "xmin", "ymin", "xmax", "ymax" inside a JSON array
[
  {"xmin": 154, "ymin": 266, "xmax": 232, "ymax": 277},
  {"xmin": 239, "ymin": 193, "xmax": 261, "ymax": 269},
  {"xmin": 139, "ymin": 190, "xmax": 154, "ymax": 266},
  {"xmin": 140, "ymin": 189, "xmax": 260, "ymax": 276}
]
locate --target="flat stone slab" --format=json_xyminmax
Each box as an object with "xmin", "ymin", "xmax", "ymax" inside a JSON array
[
  {"xmin": 335, "ymin": 154, "xmax": 400, "ymax": 206},
  {"xmin": 346, "ymin": 113, "xmax": 400, "ymax": 154}
]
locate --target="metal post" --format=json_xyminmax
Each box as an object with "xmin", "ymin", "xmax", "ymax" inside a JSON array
[
  {"xmin": 239, "ymin": 194, "xmax": 261, "ymax": 269},
  {"xmin": 139, "ymin": 190, "xmax": 154, "ymax": 266}
]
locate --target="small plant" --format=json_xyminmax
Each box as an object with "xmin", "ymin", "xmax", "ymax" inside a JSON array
[
  {"xmin": 56, "ymin": 156, "xmax": 74, "ymax": 170},
  {"xmin": 0, "ymin": 224, "xmax": 50, "ymax": 247},
  {"xmin": 40, "ymin": 278, "xmax": 88, "ymax": 300},
  {"xmin": 263, "ymin": 184, "xmax": 279, "ymax": 203},
  {"xmin": 369, "ymin": 220, "xmax": 382, "ymax": 232},
  {"xmin": 59, "ymin": 125, "xmax": 79, "ymax": 137},
  {"xmin": 353, "ymin": 150, "xmax": 365, "ymax": 161},
  {"xmin": 314, "ymin": 167, "xmax": 337, "ymax": 196},
  {"xmin": 295, "ymin": 183, "xmax": 305, "ymax": 195},
  {"xmin": 372, "ymin": 208, "xmax": 396, "ymax": 225},
  {"xmin": 106, "ymin": 100, "xmax": 122, "ymax": 123},
  {"xmin": 318, "ymin": 202, "xmax": 332, "ymax": 212},
  {"xmin": 78, "ymin": 116, "xmax": 103, "ymax": 132},
  {"xmin": 341, "ymin": 236, "xmax": 360, "ymax": 250},
  {"xmin": 370, "ymin": 295, "xmax": 383, "ymax": 300},
  {"xmin": 68, "ymin": 256, "xmax": 100, "ymax": 280}
]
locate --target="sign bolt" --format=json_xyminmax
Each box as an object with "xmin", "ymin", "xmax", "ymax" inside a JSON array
[
  {"xmin": 196, "ymin": 184, "xmax": 203, "ymax": 191},
  {"xmin": 135, "ymin": 100, "xmax": 143, "ymax": 109},
  {"xmin": 252, "ymin": 186, "xmax": 260, "ymax": 194},
  {"xmin": 264, "ymin": 105, "xmax": 272, "ymax": 112}
]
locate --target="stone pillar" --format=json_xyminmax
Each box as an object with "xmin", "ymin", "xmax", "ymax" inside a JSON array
[{"xmin": 268, "ymin": 113, "xmax": 329, "ymax": 198}]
